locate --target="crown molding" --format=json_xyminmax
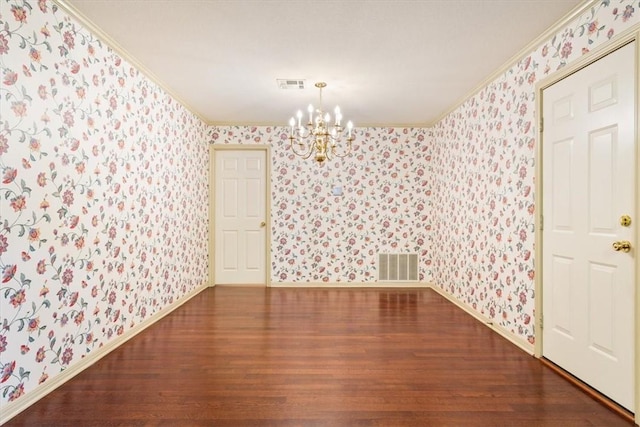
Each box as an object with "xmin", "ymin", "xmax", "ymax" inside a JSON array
[
  {"xmin": 428, "ymin": 0, "xmax": 595, "ymax": 127},
  {"xmin": 52, "ymin": 0, "xmax": 208, "ymax": 125},
  {"xmin": 52, "ymin": 0, "xmax": 596, "ymax": 131}
]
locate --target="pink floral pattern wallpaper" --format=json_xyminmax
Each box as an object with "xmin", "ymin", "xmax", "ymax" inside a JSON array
[
  {"xmin": 0, "ymin": 0, "xmax": 209, "ymax": 409},
  {"xmin": 210, "ymin": 126, "xmax": 432, "ymax": 283},
  {"xmin": 1, "ymin": 0, "xmax": 639, "ymax": 414},
  {"xmin": 430, "ymin": 0, "xmax": 639, "ymax": 345}
]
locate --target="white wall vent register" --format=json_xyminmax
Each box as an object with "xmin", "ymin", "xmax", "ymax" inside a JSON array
[{"xmin": 378, "ymin": 253, "xmax": 419, "ymax": 282}]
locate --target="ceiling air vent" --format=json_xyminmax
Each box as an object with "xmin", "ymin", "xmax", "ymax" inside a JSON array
[{"xmin": 277, "ymin": 79, "xmax": 305, "ymax": 90}]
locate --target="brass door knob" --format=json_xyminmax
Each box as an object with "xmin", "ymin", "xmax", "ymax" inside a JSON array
[
  {"xmin": 260, "ymin": 221, "xmax": 266, "ymax": 228},
  {"xmin": 612, "ymin": 241, "xmax": 632, "ymax": 253}
]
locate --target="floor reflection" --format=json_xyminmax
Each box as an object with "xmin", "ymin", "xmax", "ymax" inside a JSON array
[{"xmin": 379, "ymin": 291, "xmax": 419, "ymax": 321}]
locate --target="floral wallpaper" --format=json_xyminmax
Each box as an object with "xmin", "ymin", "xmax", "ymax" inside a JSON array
[
  {"xmin": 0, "ymin": 0, "xmax": 209, "ymax": 410},
  {"xmin": 430, "ymin": 0, "xmax": 640, "ymax": 345},
  {"xmin": 1, "ymin": 0, "xmax": 639, "ymax": 417},
  {"xmin": 210, "ymin": 126, "xmax": 432, "ymax": 284}
]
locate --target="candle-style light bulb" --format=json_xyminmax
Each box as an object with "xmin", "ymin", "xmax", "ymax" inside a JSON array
[
  {"xmin": 296, "ymin": 110, "xmax": 302, "ymax": 127},
  {"xmin": 347, "ymin": 120, "xmax": 353, "ymax": 138},
  {"xmin": 289, "ymin": 117, "xmax": 295, "ymax": 136},
  {"xmin": 307, "ymin": 104, "xmax": 313, "ymax": 124},
  {"xmin": 334, "ymin": 106, "xmax": 341, "ymax": 126}
]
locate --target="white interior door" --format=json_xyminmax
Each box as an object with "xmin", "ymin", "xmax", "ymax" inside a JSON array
[
  {"xmin": 542, "ymin": 42, "xmax": 636, "ymax": 411},
  {"xmin": 214, "ymin": 149, "xmax": 267, "ymax": 285}
]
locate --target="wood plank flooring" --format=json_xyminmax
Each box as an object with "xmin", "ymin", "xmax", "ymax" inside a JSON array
[{"xmin": 6, "ymin": 287, "xmax": 633, "ymax": 426}]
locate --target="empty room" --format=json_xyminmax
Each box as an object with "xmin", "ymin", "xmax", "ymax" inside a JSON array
[{"xmin": 1, "ymin": 0, "xmax": 639, "ymax": 425}]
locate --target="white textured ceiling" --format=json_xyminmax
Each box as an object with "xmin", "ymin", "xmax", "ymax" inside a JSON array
[{"xmin": 59, "ymin": 0, "xmax": 586, "ymax": 127}]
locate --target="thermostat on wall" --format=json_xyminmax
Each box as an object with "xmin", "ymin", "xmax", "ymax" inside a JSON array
[{"xmin": 332, "ymin": 186, "xmax": 343, "ymax": 196}]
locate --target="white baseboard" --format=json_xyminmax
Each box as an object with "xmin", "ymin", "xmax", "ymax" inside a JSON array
[
  {"xmin": 2, "ymin": 281, "xmax": 534, "ymax": 425},
  {"xmin": 271, "ymin": 281, "xmax": 431, "ymax": 288},
  {"xmin": 0, "ymin": 282, "xmax": 208, "ymax": 425},
  {"xmin": 427, "ymin": 283, "xmax": 534, "ymax": 355}
]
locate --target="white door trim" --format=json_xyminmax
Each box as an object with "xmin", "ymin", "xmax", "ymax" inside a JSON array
[
  {"xmin": 534, "ymin": 27, "xmax": 640, "ymax": 420},
  {"xmin": 209, "ymin": 144, "xmax": 271, "ymax": 287}
]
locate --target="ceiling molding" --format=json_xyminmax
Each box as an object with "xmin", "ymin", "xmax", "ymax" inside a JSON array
[
  {"xmin": 52, "ymin": 0, "xmax": 208, "ymax": 125},
  {"xmin": 207, "ymin": 121, "xmax": 432, "ymax": 129},
  {"xmin": 53, "ymin": 0, "xmax": 588, "ymax": 131},
  {"xmin": 427, "ymin": 0, "xmax": 595, "ymax": 128}
]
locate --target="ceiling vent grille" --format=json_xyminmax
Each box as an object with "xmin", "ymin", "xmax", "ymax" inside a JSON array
[{"xmin": 277, "ymin": 79, "xmax": 305, "ymax": 90}]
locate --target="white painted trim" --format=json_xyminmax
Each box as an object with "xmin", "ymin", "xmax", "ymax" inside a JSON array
[
  {"xmin": 534, "ymin": 45, "xmax": 545, "ymax": 360},
  {"xmin": 428, "ymin": 284, "xmax": 535, "ymax": 355},
  {"xmin": 53, "ymin": 0, "xmax": 594, "ymax": 130},
  {"xmin": 429, "ymin": 0, "xmax": 595, "ymax": 127},
  {"xmin": 0, "ymin": 282, "xmax": 208, "ymax": 425},
  {"xmin": 635, "ymin": 31, "xmax": 640, "ymax": 425},
  {"xmin": 270, "ymin": 281, "xmax": 430, "ymax": 288},
  {"xmin": 535, "ymin": 26, "xmax": 640, "ymax": 420},
  {"xmin": 535, "ymin": 26, "xmax": 640, "ymax": 352},
  {"xmin": 52, "ymin": 0, "xmax": 207, "ymax": 124},
  {"xmin": 210, "ymin": 145, "xmax": 271, "ymax": 287},
  {"xmin": 208, "ymin": 145, "xmax": 215, "ymax": 287}
]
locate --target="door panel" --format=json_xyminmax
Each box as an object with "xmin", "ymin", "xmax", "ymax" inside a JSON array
[
  {"xmin": 550, "ymin": 256, "xmax": 574, "ymax": 337},
  {"xmin": 551, "ymin": 138, "xmax": 573, "ymax": 229},
  {"xmin": 215, "ymin": 149, "xmax": 267, "ymax": 285},
  {"xmin": 542, "ymin": 41, "xmax": 636, "ymax": 411},
  {"xmin": 222, "ymin": 231, "xmax": 238, "ymax": 270},
  {"xmin": 223, "ymin": 179, "xmax": 238, "ymax": 217},
  {"xmin": 588, "ymin": 262, "xmax": 616, "ymax": 356},
  {"xmin": 588, "ymin": 127, "xmax": 616, "ymax": 232},
  {"xmin": 246, "ymin": 178, "xmax": 262, "ymax": 217}
]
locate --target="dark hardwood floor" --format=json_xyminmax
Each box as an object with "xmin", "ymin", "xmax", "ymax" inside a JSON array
[{"xmin": 6, "ymin": 287, "xmax": 633, "ymax": 426}]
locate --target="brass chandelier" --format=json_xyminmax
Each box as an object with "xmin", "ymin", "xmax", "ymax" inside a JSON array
[{"xmin": 288, "ymin": 82, "xmax": 354, "ymax": 163}]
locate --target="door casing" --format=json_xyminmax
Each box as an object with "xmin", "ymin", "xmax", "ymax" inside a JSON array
[
  {"xmin": 209, "ymin": 144, "xmax": 271, "ymax": 287},
  {"xmin": 535, "ymin": 28, "xmax": 640, "ymax": 420}
]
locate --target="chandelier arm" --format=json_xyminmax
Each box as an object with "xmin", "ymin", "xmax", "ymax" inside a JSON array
[
  {"xmin": 297, "ymin": 126, "xmax": 312, "ymax": 139},
  {"xmin": 328, "ymin": 138, "xmax": 354, "ymax": 159},
  {"xmin": 289, "ymin": 136, "xmax": 316, "ymax": 159},
  {"xmin": 327, "ymin": 125, "xmax": 344, "ymax": 140},
  {"xmin": 301, "ymin": 146, "xmax": 316, "ymax": 159}
]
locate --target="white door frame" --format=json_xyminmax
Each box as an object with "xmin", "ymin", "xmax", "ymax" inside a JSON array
[
  {"xmin": 535, "ymin": 28, "xmax": 640, "ymax": 420},
  {"xmin": 209, "ymin": 144, "xmax": 271, "ymax": 287}
]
